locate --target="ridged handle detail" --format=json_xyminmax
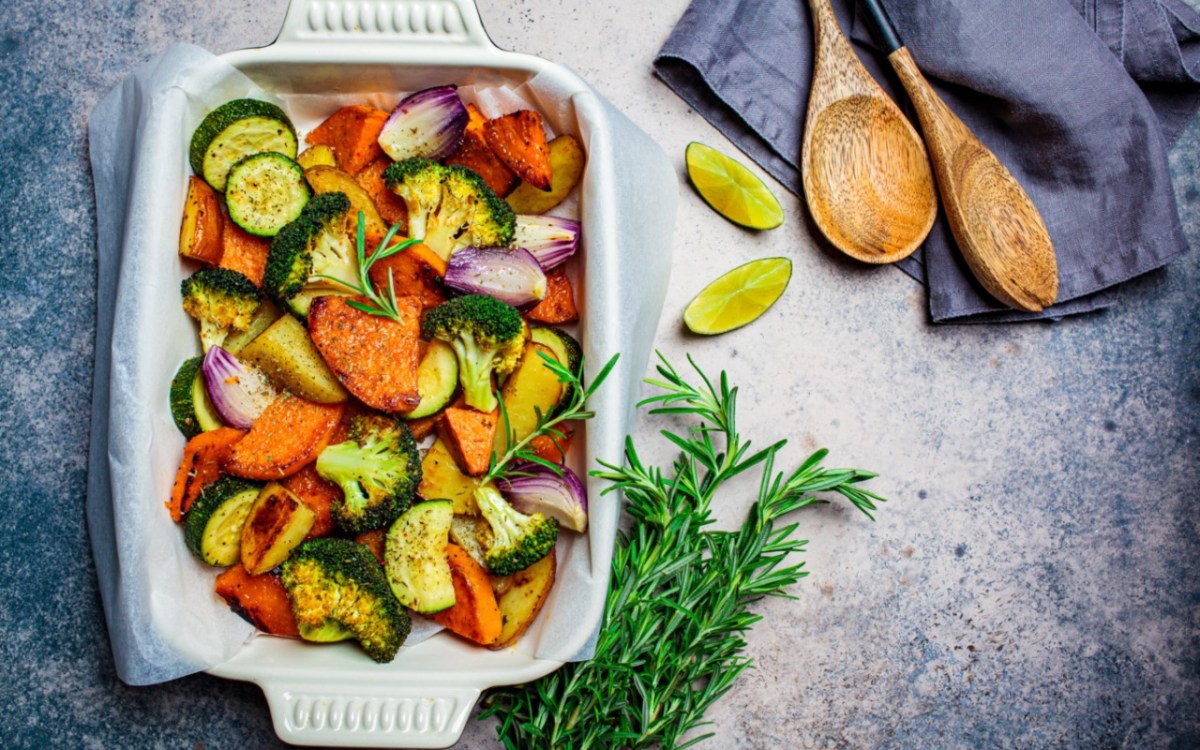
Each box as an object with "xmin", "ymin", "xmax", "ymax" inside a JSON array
[
  {"xmin": 279, "ymin": 0, "xmax": 490, "ymax": 47},
  {"xmin": 262, "ymin": 682, "xmax": 481, "ymax": 747}
]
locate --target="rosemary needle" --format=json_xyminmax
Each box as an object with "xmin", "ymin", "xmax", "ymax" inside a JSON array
[{"xmin": 482, "ymin": 352, "xmax": 885, "ymax": 749}]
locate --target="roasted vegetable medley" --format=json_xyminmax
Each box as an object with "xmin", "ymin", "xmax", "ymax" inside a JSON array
[{"xmin": 170, "ymin": 85, "xmax": 593, "ymax": 663}]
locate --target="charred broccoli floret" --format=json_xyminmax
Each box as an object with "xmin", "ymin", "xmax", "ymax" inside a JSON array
[
  {"xmin": 473, "ymin": 484, "xmax": 558, "ymax": 576},
  {"xmin": 315, "ymin": 414, "xmax": 421, "ymax": 534},
  {"xmin": 279, "ymin": 537, "xmax": 410, "ymax": 663},
  {"xmin": 383, "ymin": 158, "xmax": 515, "ymax": 261},
  {"xmin": 180, "ymin": 267, "xmax": 262, "ymax": 351},
  {"xmin": 421, "ymin": 294, "xmax": 525, "ymax": 412},
  {"xmin": 262, "ymin": 191, "xmax": 356, "ymax": 319}
]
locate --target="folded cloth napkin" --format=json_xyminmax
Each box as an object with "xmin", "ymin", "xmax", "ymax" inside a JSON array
[{"xmin": 655, "ymin": 0, "xmax": 1200, "ymax": 322}]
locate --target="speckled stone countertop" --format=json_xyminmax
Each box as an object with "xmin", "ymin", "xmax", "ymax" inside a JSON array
[{"xmin": 2, "ymin": 1, "xmax": 1197, "ymax": 747}]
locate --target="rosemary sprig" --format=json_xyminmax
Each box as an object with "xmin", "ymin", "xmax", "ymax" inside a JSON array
[
  {"xmin": 481, "ymin": 352, "xmax": 885, "ymax": 749},
  {"xmin": 482, "ymin": 351, "xmax": 619, "ymax": 485},
  {"xmin": 313, "ymin": 211, "xmax": 420, "ymax": 322}
]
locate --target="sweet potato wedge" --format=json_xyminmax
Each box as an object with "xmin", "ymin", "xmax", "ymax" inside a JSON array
[
  {"xmin": 504, "ymin": 134, "xmax": 586, "ymax": 215},
  {"xmin": 355, "ymin": 156, "xmax": 408, "ymax": 227},
  {"xmin": 367, "ymin": 244, "xmax": 447, "ymax": 311},
  {"xmin": 430, "ymin": 544, "xmax": 503, "ymax": 645},
  {"xmin": 307, "ymin": 295, "xmax": 424, "ymax": 413},
  {"xmin": 484, "ymin": 110, "xmax": 552, "ymax": 191},
  {"xmin": 356, "ymin": 528, "xmax": 387, "ymax": 566},
  {"xmin": 446, "ymin": 104, "xmax": 518, "ymax": 197},
  {"xmin": 529, "ymin": 422, "xmax": 575, "ymax": 464},
  {"xmin": 179, "ymin": 175, "xmax": 224, "ymax": 264},
  {"xmin": 168, "ymin": 427, "xmax": 246, "ymax": 522},
  {"xmin": 214, "ymin": 564, "xmax": 300, "ymax": 638},
  {"xmin": 305, "ymin": 104, "xmax": 389, "ymax": 176},
  {"xmin": 224, "ymin": 396, "xmax": 344, "ymax": 480},
  {"xmin": 525, "ymin": 267, "xmax": 579, "ymax": 324},
  {"xmin": 440, "ymin": 405, "xmax": 500, "ymax": 477},
  {"xmin": 280, "ymin": 464, "xmax": 339, "ymax": 539},
  {"xmin": 490, "ymin": 547, "xmax": 556, "ymax": 649},
  {"xmin": 219, "ymin": 218, "xmax": 271, "ymax": 287}
]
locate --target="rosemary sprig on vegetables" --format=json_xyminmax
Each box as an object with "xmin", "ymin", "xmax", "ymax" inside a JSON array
[
  {"xmin": 313, "ymin": 212, "xmax": 420, "ymax": 322},
  {"xmin": 482, "ymin": 352, "xmax": 885, "ymax": 749},
  {"xmin": 483, "ymin": 351, "xmax": 619, "ymax": 485}
]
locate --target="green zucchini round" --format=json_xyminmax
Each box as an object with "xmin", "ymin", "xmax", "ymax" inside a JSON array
[
  {"xmin": 189, "ymin": 99, "xmax": 297, "ymax": 191},
  {"xmin": 530, "ymin": 326, "xmax": 582, "ymax": 413},
  {"xmin": 405, "ymin": 340, "xmax": 459, "ymax": 420},
  {"xmin": 225, "ymin": 152, "xmax": 310, "ymax": 237},
  {"xmin": 385, "ymin": 499, "xmax": 456, "ymax": 614},
  {"xmin": 169, "ymin": 356, "xmax": 223, "ymax": 438},
  {"xmin": 183, "ymin": 476, "xmax": 263, "ymax": 566}
]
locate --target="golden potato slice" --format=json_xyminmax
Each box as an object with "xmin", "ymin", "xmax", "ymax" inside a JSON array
[
  {"xmin": 304, "ymin": 164, "xmax": 389, "ymax": 243},
  {"xmin": 420, "ymin": 438, "xmax": 483, "ymax": 515},
  {"xmin": 297, "ymin": 144, "xmax": 337, "ymax": 170},
  {"xmin": 493, "ymin": 342, "xmax": 564, "ymax": 456},
  {"xmin": 489, "ymin": 547, "xmax": 556, "ymax": 649},
  {"xmin": 237, "ymin": 314, "xmax": 349, "ymax": 404},
  {"xmin": 179, "ymin": 175, "xmax": 224, "ymax": 264},
  {"xmin": 504, "ymin": 135, "xmax": 585, "ymax": 215},
  {"xmin": 240, "ymin": 483, "xmax": 316, "ymax": 575}
]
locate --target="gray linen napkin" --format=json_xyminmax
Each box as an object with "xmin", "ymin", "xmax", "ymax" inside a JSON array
[{"xmin": 655, "ymin": 0, "xmax": 1200, "ymax": 322}]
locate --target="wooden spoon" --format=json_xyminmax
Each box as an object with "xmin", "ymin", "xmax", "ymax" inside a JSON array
[
  {"xmin": 801, "ymin": 0, "xmax": 937, "ymax": 264},
  {"xmin": 860, "ymin": 0, "xmax": 1058, "ymax": 312}
]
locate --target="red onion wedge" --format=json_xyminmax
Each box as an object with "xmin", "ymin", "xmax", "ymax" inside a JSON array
[
  {"xmin": 443, "ymin": 246, "xmax": 547, "ymax": 307},
  {"xmin": 377, "ymin": 85, "xmax": 468, "ymax": 162},
  {"xmin": 499, "ymin": 461, "xmax": 588, "ymax": 533},
  {"xmin": 513, "ymin": 214, "xmax": 580, "ymax": 270},
  {"xmin": 201, "ymin": 346, "xmax": 279, "ymax": 429}
]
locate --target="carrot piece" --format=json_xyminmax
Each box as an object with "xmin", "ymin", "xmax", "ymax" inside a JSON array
[
  {"xmin": 219, "ymin": 217, "xmax": 271, "ymax": 287},
  {"xmin": 368, "ymin": 245, "xmax": 447, "ymax": 312},
  {"xmin": 214, "ymin": 564, "xmax": 300, "ymax": 638},
  {"xmin": 439, "ymin": 406, "xmax": 500, "ymax": 476},
  {"xmin": 308, "ymin": 295, "xmax": 424, "ymax": 413},
  {"xmin": 305, "ymin": 105, "xmax": 390, "ymax": 176},
  {"xmin": 355, "ymin": 156, "xmax": 408, "ymax": 228},
  {"xmin": 525, "ymin": 267, "xmax": 579, "ymax": 324},
  {"xmin": 224, "ymin": 396, "xmax": 344, "ymax": 480},
  {"xmin": 168, "ymin": 427, "xmax": 246, "ymax": 522},
  {"xmin": 484, "ymin": 110, "xmax": 553, "ymax": 191},
  {"xmin": 355, "ymin": 529, "xmax": 387, "ymax": 566},
  {"xmin": 447, "ymin": 105, "xmax": 519, "ymax": 197},
  {"xmin": 281, "ymin": 464, "xmax": 340, "ymax": 539},
  {"xmin": 430, "ymin": 544, "xmax": 503, "ymax": 645},
  {"xmin": 179, "ymin": 176, "xmax": 224, "ymax": 264},
  {"xmin": 529, "ymin": 422, "xmax": 575, "ymax": 464}
]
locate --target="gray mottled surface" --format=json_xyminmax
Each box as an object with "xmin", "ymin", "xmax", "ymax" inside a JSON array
[{"xmin": 1, "ymin": 1, "xmax": 1196, "ymax": 748}]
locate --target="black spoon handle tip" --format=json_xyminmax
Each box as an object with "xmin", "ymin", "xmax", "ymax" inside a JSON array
[{"xmin": 860, "ymin": 0, "xmax": 903, "ymax": 54}]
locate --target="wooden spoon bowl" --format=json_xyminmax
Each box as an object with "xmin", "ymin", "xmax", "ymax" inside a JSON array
[{"xmin": 801, "ymin": 0, "xmax": 936, "ymax": 264}]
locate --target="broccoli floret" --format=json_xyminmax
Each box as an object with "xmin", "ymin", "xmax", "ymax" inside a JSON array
[
  {"xmin": 315, "ymin": 414, "xmax": 421, "ymax": 534},
  {"xmin": 262, "ymin": 192, "xmax": 357, "ymax": 319},
  {"xmin": 421, "ymin": 294, "xmax": 525, "ymax": 412},
  {"xmin": 383, "ymin": 158, "xmax": 515, "ymax": 261},
  {"xmin": 180, "ymin": 267, "xmax": 261, "ymax": 351},
  {"xmin": 280, "ymin": 538, "xmax": 410, "ymax": 663},
  {"xmin": 474, "ymin": 485, "xmax": 558, "ymax": 576}
]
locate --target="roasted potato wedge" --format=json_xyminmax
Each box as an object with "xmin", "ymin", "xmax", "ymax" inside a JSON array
[
  {"xmin": 493, "ymin": 342, "xmax": 564, "ymax": 455},
  {"xmin": 179, "ymin": 175, "xmax": 224, "ymax": 264},
  {"xmin": 489, "ymin": 547, "xmax": 556, "ymax": 649},
  {"xmin": 240, "ymin": 483, "xmax": 316, "ymax": 575},
  {"xmin": 304, "ymin": 164, "xmax": 389, "ymax": 243},
  {"xmin": 419, "ymin": 438, "xmax": 483, "ymax": 515},
  {"xmin": 297, "ymin": 144, "xmax": 337, "ymax": 170},
  {"xmin": 238, "ymin": 314, "xmax": 349, "ymax": 404}
]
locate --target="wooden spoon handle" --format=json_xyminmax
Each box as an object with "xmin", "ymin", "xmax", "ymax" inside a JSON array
[{"xmin": 888, "ymin": 48, "xmax": 1059, "ymax": 312}]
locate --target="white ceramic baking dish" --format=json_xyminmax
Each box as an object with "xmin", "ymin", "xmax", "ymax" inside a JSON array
[{"xmin": 188, "ymin": 1, "xmax": 676, "ymax": 747}]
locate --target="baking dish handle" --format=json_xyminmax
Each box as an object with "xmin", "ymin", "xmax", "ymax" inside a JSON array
[
  {"xmin": 259, "ymin": 678, "xmax": 481, "ymax": 748},
  {"xmin": 277, "ymin": 0, "xmax": 496, "ymax": 52}
]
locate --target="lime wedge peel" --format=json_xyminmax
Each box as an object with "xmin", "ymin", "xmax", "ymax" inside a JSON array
[
  {"xmin": 683, "ymin": 257, "xmax": 793, "ymax": 336},
  {"xmin": 685, "ymin": 142, "xmax": 785, "ymax": 230}
]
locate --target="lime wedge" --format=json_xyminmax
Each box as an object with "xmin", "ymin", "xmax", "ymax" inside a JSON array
[
  {"xmin": 683, "ymin": 257, "xmax": 792, "ymax": 335},
  {"xmin": 685, "ymin": 142, "xmax": 785, "ymax": 230}
]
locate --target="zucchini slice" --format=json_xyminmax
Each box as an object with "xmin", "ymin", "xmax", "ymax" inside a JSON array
[
  {"xmin": 385, "ymin": 500, "xmax": 456, "ymax": 613},
  {"xmin": 183, "ymin": 476, "xmax": 263, "ymax": 566},
  {"xmin": 170, "ymin": 356, "xmax": 223, "ymax": 438},
  {"xmin": 225, "ymin": 153, "xmax": 310, "ymax": 237},
  {"xmin": 405, "ymin": 339, "xmax": 459, "ymax": 420},
  {"xmin": 529, "ymin": 326, "xmax": 581, "ymax": 412},
  {"xmin": 189, "ymin": 99, "xmax": 297, "ymax": 192}
]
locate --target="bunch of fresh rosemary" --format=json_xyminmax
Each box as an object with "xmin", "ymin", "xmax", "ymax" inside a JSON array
[{"xmin": 481, "ymin": 353, "xmax": 884, "ymax": 749}]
